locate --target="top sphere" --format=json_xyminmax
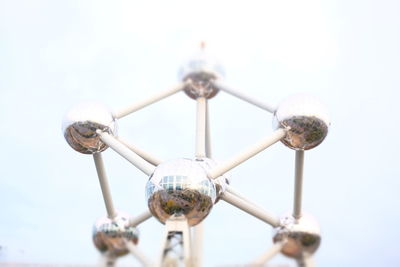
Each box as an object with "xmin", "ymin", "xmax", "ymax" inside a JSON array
[
  {"xmin": 146, "ymin": 158, "xmax": 217, "ymax": 226},
  {"xmin": 273, "ymin": 94, "xmax": 330, "ymax": 150},
  {"xmin": 178, "ymin": 43, "xmax": 225, "ymax": 99},
  {"xmin": 62, "ymin": 102, "xmax": 117, "ymax": 154},
  {"xmin": 273, "ymin": 213, "xmax": 321, "ymax": 259}
]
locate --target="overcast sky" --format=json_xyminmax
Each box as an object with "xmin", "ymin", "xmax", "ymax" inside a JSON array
[{"xmin": 1, "ymin": 0, "xmax": 400, "ymax": 266}]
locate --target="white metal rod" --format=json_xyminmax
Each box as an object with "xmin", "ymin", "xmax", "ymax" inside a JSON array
[
  {"xmin": 208, "ymin": 129, "xmax": 287, "ymax": 179},
  {"xmin": 225, "ymin": 185, "xmax": 249, "ymax": 201},
  {"xmin": 125, "ymin": 241, "xmax": 154, "ymax": 267},
  {"xmin": 93, "ymin": 153, "xmax": 117, "ymax": 219},
  {"xmin": 128, "ymin": 210, "xmax": 153, "ymax": 227},
  {"xmin": 117, "ymin": 137, "xmax": 162, "ymax": 166},
  {"xmin": 196, "ymin": 97, "xmax": 207, "ymax": 158},
  {"xmin": 192, "ymin": 223, "xmax": 204, "ymax": 267},
  {"xmin": 297, "ymin": 256, "xmax": 315, "ymax": 267},
  {"xmin": 99, "ymin": 254, "xmax": 116, "ymax": 267},
  {"xmin": 213, "ymin": 81, "xmax": 276, "ymax": 113},
  {"xmin": 251, "ymin": 241, "xmax": 286, "ymax": 265},
  {"xmin": 161, "ymin": 216, "xmax": 192, "ymax": 266},
  {"xmin": 293, "ymin": 150, "xmax": 305, "ymax": 219},
  {"xmin": 97, "ymin": 131, "xmax": 156, "ymax": 176},
  {"xmin": 221, "ymin": 191, "xmax": 280, "ymax": 227},
  {"xmin": 205, "ymin": 100, "xmax": 212, "ymax": 158},
  {"xmin": 114, "ymin": 82, "xmax": 186, "ymax": 119}
]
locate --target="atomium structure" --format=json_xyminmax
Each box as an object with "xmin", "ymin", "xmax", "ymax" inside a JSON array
[{"xmin": 62, "ymin": 44, "xmax": 330, "ymax": 267}]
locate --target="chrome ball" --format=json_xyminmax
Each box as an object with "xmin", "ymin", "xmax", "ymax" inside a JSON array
[
  {"xmin": 273, "ymin": 213, "xmax": 321, "ymax": 259},
  {"xmin": 93, "ymin": 212, "xmax": 139, "ymax": 257},
  {"xmin": 273, "ymin": 94, "xmax": 330, "ymax": 150},
  {"xmin": 178, "ymin": 45, "xmax": 225, "ymax": 99},
  {"xmin": 62, "ymin": 102, "xmax": 117, "ymax": 154},
  {"xmin": 146, "ymin": 158, "xmax": 217, "ymax": 226}
]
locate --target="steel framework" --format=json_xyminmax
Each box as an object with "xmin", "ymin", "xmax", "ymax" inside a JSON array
[{"xmin": 63, "ymin": 45, "xmax": 330, "ymax": 267}]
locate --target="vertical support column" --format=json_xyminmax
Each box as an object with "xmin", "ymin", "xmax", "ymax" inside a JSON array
[
  {"xmin": 160, "ymin": 215, "xmax": 192, "ymax": 267},
  {"xmin": 196, "ymin": 97, "xmax": 207, "ymax": 158},
  {"xmin": 192, "ymin": 223, "xmax": 204, "ymax": 267},
  {"xmin": 205, "ymin": 99, "xmax": 212, "ymax": 158},
  {"xmin": 293, "ymin": 150, "xmax": 305, "ymax": 219},
  {"xmin": 193, "ymin": 97, "xmax": 208, "ymax": 267}
]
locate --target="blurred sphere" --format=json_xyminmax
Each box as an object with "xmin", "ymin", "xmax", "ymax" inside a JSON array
[
  {"xmin": 93, "ymin": 212, "xmax": 139, "ymax": 257},
  {"xmin": 62, "ymin": 102, "xmax": 117, "ymax": 154},
  {"xmin": 273, "ymin": 213, "xmax": 321, "ymax": 259},
  {"xmin": 178, "ymin": 43, "xmax": 225, "ymax": 99},
  {"xmin": 146, "ymin": 158, "xmax": 218, "ymax": 226},
  {"xmin": 273, "ymin": 94, "xmax": 330, "ymax": 150}
]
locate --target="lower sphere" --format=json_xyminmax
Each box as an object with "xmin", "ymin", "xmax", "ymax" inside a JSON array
[
  {"xmin": 273, "ymin": 213, "xmax": 321, "ymax": 259},
  {"xmin": 93, "ymin": 213, "xmax": 139, "ymax": 257},
  {"xmin": 146, "ymin": 158, "xmax": 217, "ymax": 226}
]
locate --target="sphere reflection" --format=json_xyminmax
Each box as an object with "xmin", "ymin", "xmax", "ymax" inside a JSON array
[
  {"xmin": 93, "ymin": 212, "xmax": 139, "ymax": 257},
  {"xmin": 62, "ymin": 102, "xmax": 117, "ymax": 154},
  {"xmin": 146, "ymin": 158, "xmax": 218, "ymax": 226},
  {"xmin": 178, "ymin": 44, "xmax": 224, "ymax": 99},
  {"xmin": 273, "ymin": 213, "xmax": 321, "ymax": 259},
  {"xmin": 273, "ymin": 94, "xmax": 330, "ymax": 150}
]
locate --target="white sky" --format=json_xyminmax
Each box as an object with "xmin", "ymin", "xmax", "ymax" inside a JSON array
[{"xmin": 0, "ymin": 0, "xmax": 400, "ymax": 266}]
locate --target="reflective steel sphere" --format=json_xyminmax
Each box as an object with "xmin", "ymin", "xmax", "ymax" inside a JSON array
[
  {"xmin": 62, "ymin": 102, "xmax": 117, "ymax": 154},
  {"xmin": 146, "ymin": 158, "xmax": 217, "ymax": 226},
  {"xmin": 178, "ymin": 44, "xmax": 225, "ymax": 99},
  {"xmin": 93, "ymin": 212, "xmax": 139, "ymax": 257},
  {"xmin": 273, "ymin": 213, "xmax": 321, "ymax": 259},
  {"xmin": 273, "ymin": 94, "xmax": 330, "ymax": 150}
]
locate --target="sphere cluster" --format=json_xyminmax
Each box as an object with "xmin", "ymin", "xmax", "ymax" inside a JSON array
[
  {"xmin": 62, "ymin": 102, "xmax": 117, "ymax": 154},
  {"xmin": 62, "ymin": 55, "xmax": 329, "ymax": 264},
  {"xmin": 146, "ymin": 158, "xmax": 219, "ymax": 226},
  {"xmin": 93, "ymin": 212, "xmax": 139, "ymax": 257}
]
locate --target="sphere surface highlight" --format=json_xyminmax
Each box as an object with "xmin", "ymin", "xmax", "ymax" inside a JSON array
[
  {"xmin": 146, "ymin": 158, "xmax": 217, "ymax": 226},
  {"xmin": 62, "ymin": 102, "xmax": 117, "ymax": 154},
  {"xmin": 273, "ymin": 213, "xmax": 321, "ymax": 259},
  {"xmin": 274, "ymin": 94, "xmax": 330, "ymax": 150},
  {"xmin": 93, "ymin": 212, "xmax": 139, "ymax": 257}
]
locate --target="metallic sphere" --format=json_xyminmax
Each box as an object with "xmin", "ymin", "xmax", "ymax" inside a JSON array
[
  {"xmin": 273, "ymin": 213, "xmax": 321, "ymax": 259},
  {"xmin": 146, "ymin": 158, "xmax": 217, "ymax": 226},
  {"xmin": 273, "ymin": 94, "xmax": 330, "ymax": 150},
  {"xmin": 62, "ymin": 102, "xmax": 117, "ymax": 154},
  {"xmin": 93, "ymin": 212, "xmax": 139, "ymax": 257},
  {"xmin": 178, "ymin": 45, "xmax": 225, "ymax": 99}
]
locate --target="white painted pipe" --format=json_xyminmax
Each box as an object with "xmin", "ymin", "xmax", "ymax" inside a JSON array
[
  {"xmin": 117, "ymin": 137, "xmax": 162, "ymax": 166},
  {"xmin": 208, "ymin": 128, "xmax": 287, "ymax": 179},
  {"xmin": 114, "ymin": 82, "xmax": 186, "ymax": 119},
  {"xmin": 196, "ymin": 97, "xmax": 207, "ymax": 158},
  {"xmin": 205, "ymin": 100, "xmax": 212, "ymax": 158},
  {"xmin": 192, "ymin": 223, "xmax": 204, "ymax": 267},
  {"xmin": 293, "ymin": 150, "xmax": 305, "ymax": 219},
  {"xmin": 128, "ymin": 210, "xmax": 153, "ymax": 227},
  {"xmin": 221, "ymin": 191, "xmax": 280, "ymax": 227},
  {"xmin": 125, "ymin": 241, "xmax": 154, "ymax": 267},
  {"xmin": 297, "ymin": 256, "xmax": 316, "ymax": 267},
  {"xmin": 98, "ymin": 131, "xmax": 155, "ymax": 176},
  {"xmin": 93, "ymin": 153, "xmax": 116, "ymax": 219},
  {"xmin": 213, "ymin": 81, "xmax": 276, "ymax": 113},
  {"xmin": 251, "ymin": 241, "xmax": 286, "ymax": 265}
]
